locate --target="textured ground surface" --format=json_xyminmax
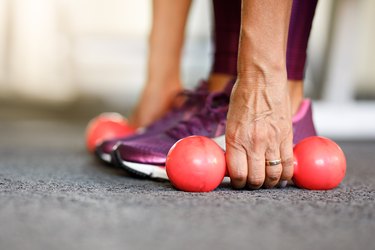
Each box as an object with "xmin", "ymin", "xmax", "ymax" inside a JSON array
[{"xmin": 0, "ymin": 119, "xmax": 374, "ymax": 250}]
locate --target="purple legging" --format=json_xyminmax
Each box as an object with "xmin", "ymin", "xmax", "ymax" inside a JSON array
[
  {"xmin": 211, "ymin": 0, "xmax": 241, "ymax": 76},
  {"xmin": 287, "ymin": 0, "xmax": 318, "ymax": 80},
  {"xmin": 212, "ymin": 0, "xmax": 318, "ymax": 80}
]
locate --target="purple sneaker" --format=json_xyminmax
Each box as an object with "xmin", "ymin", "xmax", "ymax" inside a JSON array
[
  {"xmin": 95, "ymin": 81, "xmax": 208, "ymax": 163},
  {"xmin": 114, "ymin": 95, "xmax": 317, "ymax": 179},
  {"xmin": 113, "ymin": 81, "xmax": 234, "ymax": 178},
  {"xmin": 292, "ymin": 99, "xmax": 317, "ymax": 145}
]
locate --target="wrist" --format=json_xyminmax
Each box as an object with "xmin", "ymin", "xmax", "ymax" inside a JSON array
[
  {"xmin": 237, "ymin": 62, "xmax": 287, "ymax": 88},
  {"xmin": 237, "ymin": 29, "xmax": 287, "ymax": 83}
]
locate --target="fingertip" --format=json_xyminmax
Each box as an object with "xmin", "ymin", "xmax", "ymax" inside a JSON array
[
  {"xmin": 226, "ymin": 146, "xmax": 248, "ymax": 190},
  {"xmin": 231, "ymin": 178, "xmax": 247, "ymax": 189},
  {"xmin": 246, "ymin": 172, "xmax": 265, "ymax": 189},
  {"xmin": 280, "ymin": 136, "xmax": 294, "ymax": 181},
  {"xmin": 280, "ymin": 155, "xmax": 294, "ymax": 181}
]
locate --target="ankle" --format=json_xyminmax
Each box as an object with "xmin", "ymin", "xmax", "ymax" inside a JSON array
[
  {"xmin": 288, "ymin": 80, "xmax": 304, "ymax": 115},
  {"xmin": 129, "ymin": 79, "xmax": 183, "ymax": 128},
  {"xmin": 146, "ymin": 73, "xmax": 182, "ymax": 88},
  {"xmin": 208, "ymin": 73, "xmax": 234, "ymax": 92}
]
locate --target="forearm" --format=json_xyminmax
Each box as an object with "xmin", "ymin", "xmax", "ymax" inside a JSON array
[{"xmin": 238, "ymin": 0, "xmax": 292, "ymax": 82}]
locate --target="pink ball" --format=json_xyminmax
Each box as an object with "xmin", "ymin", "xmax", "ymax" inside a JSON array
[{"xmin": 166, "ymin": 136, "xmax": 226, "ymax": 192}]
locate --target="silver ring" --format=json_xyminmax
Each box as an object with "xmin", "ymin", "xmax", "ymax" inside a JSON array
[{"xmin": 266, "ymin": 159, "xmax": 282, "ymax": 166}]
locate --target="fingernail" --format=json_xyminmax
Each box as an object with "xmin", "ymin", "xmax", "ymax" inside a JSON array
[{"xmin": 279, "ymin": 180, "xmax": 288, "ymax": 188}]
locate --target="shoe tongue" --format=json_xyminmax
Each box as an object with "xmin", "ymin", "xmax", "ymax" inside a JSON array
[
  {"xmin": 195, "ymin": 80, "xmax": 209, "ymax": 92},
  {"xmin": 206, "ymin": 78, "xmax": 234, "ymax": 109},
  {"xmin": 209, "ymin": 92, "xmax": 230, "ymax": 110}
]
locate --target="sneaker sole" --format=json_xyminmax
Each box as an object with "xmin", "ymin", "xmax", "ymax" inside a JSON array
[
  {"xmin": 94, "ymin": 147, "xmax": 113, "ymax": 164},
  {"xmin": 113, "ymin": 149, "xmax": 167, "ymax": 179},
  {"xmin": 99, "ymin": 153, "xmax": 112, "ymax": 163},
  {"xmin": 114, "ymin": 135, "xmax": 227, "ymax": 180},
  {"xmin": 121, "ymin": 160, "xmax": 168, "ymax": 179}
]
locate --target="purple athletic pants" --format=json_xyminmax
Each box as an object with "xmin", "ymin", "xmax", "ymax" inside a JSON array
[{"xmin": 212, "ymin": 0, "xmax": 318, "ymax": 80}]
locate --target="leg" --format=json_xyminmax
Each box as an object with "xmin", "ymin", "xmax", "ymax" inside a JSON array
[
  {"xmin": 287, "ymin": 0, "xmax": 318, "ymax": 114},
  {"xmin": 208, "ymin": 0, "xmax": 242, "ymax": 92},
  {"xmin": 210, "ymin": 0, "xmax": 319, "ymax": 111},
  {"xmin": 133, "ymin": 0, "xmax": 242, "ymax": 126},
  {"xmin": 130, "ymin": 0, "xmax": 192, "ymax": 128}
]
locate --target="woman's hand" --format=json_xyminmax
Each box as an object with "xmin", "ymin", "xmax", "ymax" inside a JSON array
[
  {"xmin": 226, "ymin": 0, "xmax": 294, "ymax": 189},
  {"xmin": 225, "ymin": 73, "xmax": 294, "ymax": 189}
]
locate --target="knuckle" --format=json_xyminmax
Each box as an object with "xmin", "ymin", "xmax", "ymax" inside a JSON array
[
  {"xmin": 225, "ymin": 130, "xmax": 237, "ymax": 142},
  {"xmin": 230, "ymin": 172, "xmax": 247, "ymax": 184},
  {"xmin": 267, "ymin": 174, "xmax": 280, "ymax": 182},
  {"xmin": 283, "ymin": 158, "xmax": 294, "ymax": 173},
  {"xmin": 283, "ymin": 157, "xmax": 295, "ymax": 168},
  {"xmin": 266, "ymin": 165, "xmax": 282, "ymax": 184},
  {"xmin": 281, "ymin": 159, "xmax": 294, "ymax": 180},
  {"xmin": 247, "ymin": 175, "xmax": 265, "ymax": 188},
  {"xmin": 252, "ymin": 131, "xmax": 267, "ymax": 145},
  {"xmin": 266, "ymin": 170, "xmax": 282, "ymax": 182},
  {"xmin": 226, "ymin": 133, "xmax": 246, "ymax": 150}
]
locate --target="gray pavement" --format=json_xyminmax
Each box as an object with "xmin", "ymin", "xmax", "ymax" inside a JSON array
[{"xmin": 0, "ymin": 119, "xmax": 374, "ymax": 250}]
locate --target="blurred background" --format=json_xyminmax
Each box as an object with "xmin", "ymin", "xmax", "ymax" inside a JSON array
[{"xmin": 0, "ymin": 0, "xmax": 374, "ymax": 139}]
